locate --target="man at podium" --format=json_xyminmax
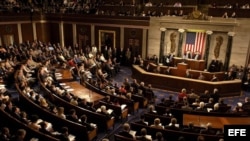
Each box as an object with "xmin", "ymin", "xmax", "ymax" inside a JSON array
[{"xmin": 193, "ymin": 51, "xmax": 201, "ymax": 60}]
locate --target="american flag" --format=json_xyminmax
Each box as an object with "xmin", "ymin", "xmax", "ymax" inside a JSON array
[{"xmin": 184, "ymin": 32, "xmax": 206, "ymax": 56}]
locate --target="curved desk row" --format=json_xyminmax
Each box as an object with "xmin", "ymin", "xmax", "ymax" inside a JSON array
[
  {"xmin": 132, "ymin": 65, "xmax": 242, "ymax": 97},
  {"xmin": 155, "ymin": 105, "xmax": 250, "ymax": 129}
]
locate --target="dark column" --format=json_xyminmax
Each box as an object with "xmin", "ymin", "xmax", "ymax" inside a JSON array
[
  {"xmin": 177, "ymin": 29, "xmax": 184, "ymax": 57},
  {"xmin": 159, "ymin": 28, "xmax": 166, "ymax": 64},
  {"xmin": 204, "ymin": 31, "xmax": 213, "ymax": 69},
  {"xmin": 223, "ymin": 32, "xmax": 235, "ymax": 71}
]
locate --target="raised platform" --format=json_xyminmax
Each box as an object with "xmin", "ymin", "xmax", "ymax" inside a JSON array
[{"xmin": 132, "ymin": 65, "xmax": 242, "ymax": 97}]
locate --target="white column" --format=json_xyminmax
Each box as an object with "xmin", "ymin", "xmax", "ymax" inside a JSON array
[
  {"xmin": 120, "ymin": 27, "xmax": 124, "ymax": 50},
  {"xmin": 59, "ymin": 21, "xmax": 64, "ymax": 47},
  {"xmin": 32, "ymin": 22, "xmax": 37, "ymax": 41},
  {"xmin": 91, "ymin": 24, "xmax": 95, "ymax": 45},
  {"xmin": 17, "ymin": 23, "xmax": 22, "ymax": 44},
  {"xmin": 142, "ymin": 28, "xmax": 147, "ymax": 59},
  {"xmin": 72, "ymin": 23, "xmax": 77, "ymax": 45}
]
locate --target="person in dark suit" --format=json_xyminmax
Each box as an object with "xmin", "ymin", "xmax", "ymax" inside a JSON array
[
  {"xmin": 66, "ymin": 109, "xmax": 79, "ymax": 122},
  {"xmin": 182, "ymin": 122, "xmax": 199, "ymax": 133},
  {"xmin": 165, "ymin": 117, "xmax": 180, "ymax": 131},
  {"xmin": 80, "ymin": 114, "xmax": 94, "ymax": 131},
  {"xmin": 10, "ymin": 129, "xmax": 27, "ymax": 141},
  {"xmin": 204, "ymin": 98, "xmax": 214, "ymax": 109},
  {"xmin": 193, "ymin": 52, "xmax": 201, "ymax": 60},
  {"xmin": 195, "ymin": 102, "xmax": 207, "ymax": 112},
  {"xmin": 242, "ymin": 97, "xmax": 250, "ymax": 113},
  {"xmin": 0, "ymin": 127, "xmax": 11, "ymax": 141},
  {"xmin": 148, "ymin": 105, "xmax": 157, "ymax": 115},
  {"xmin": 130, "ymin": 79, "xmax": 140, "ymax": 93},
  {"xmin": 135, "ymin": 128, "xmax": 151, "ymax": 141},
  {"xmin": 138, "ymin": 82, "xmax": 147, "ymax": 95},
  {"xmin": 199, "ymin": 90, "xmax": 210, "ymax": 103},
  {"xmin": 200, "ymin": 123, "xmax": 216, "ymax": 135},
  {"xmin": 164, "ymin": 95, "xmax": 175, "ymax": 107},
  {"xmin": 39, "ymin": 121, "xmax": 53, "ymax": 136},
  {"xmin": 210, "ymin": 88, "xmax": 220, "ymax": 103},
  {"xmin": 135, "ymin": 115, "xmax": 148, "ymax": 126},
  {"xmin": 118, "ymin": 123, "xmax": 134, "ymax": 139},
  {"xmin": 145, "ymin": 84, "xmax": 155, "ymax": 103},
  {"xmin": 57, "ymin": 127, "xmax": 70, "ymax": 141},
  {"xmin": 153, "ymin": 132, "xmax": 165, "ymax": 141}
]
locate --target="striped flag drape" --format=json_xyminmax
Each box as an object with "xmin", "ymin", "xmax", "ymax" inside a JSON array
[{"xmin": 184, "ymin": 32, "xmax": 206, "ymax": 57}]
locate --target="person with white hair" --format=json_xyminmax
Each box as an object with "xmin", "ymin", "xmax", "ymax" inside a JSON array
[
  {"xmin": 210, "ymin": 103, "xmax": 220, "ymax": 112},
  {"xmin": 195, "ymin": 101, "xmax": 207, "ymax": 112},
  {"xmin": 138, "ymin": 81, "xmax": 146, "ymax": 95},
  {"xmin": 233, "ymin": 102, "xmax": 244, "ymax": 113}
]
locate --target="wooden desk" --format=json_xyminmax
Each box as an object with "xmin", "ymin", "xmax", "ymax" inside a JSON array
[
  {"xmin": 183, "ymin": 114, "xmax": 250, "ymax": 129},
  {"xmin": 132, "ymin": 65, "xmax": 242, "ymax": 97},
  {"xmin": 173, "ymin": 57, "xmax": 205, "ymax": 71},
  {"xmin": 55, "ymin": 69, "xmax": 74, "ymax": 82},
  {"xmin": 62, "ymin": 81, "xmax": 105, "ymax": 104}
]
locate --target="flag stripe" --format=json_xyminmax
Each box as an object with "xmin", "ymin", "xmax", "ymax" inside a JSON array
[{"xmin": 184, "ymin": 32, "xmax": 206, "ymax": 58}]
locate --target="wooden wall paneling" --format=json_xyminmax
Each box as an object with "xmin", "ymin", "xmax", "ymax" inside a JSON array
[
  {"xmin": 76, "ymin": 24, "xmax": 91, "ymax": 53},
  {"xmin": 36, "ymin": 23, "xmax": 50, "ymax": 43},
  {"xmin": 124, "ymin": 28, "xmax": 143, "ymax": 58},
  {"xmin": 21, "ymin": 23, "xmax": 33, "ymax": 42},
  {"xmin": 94, "ymin": 26, "xmax": 120, "ymax": 52},
  {"xmin": 0, "ymin": 24, "xmax": 19, "ymax": 46},
  {"xmin": 63, "ymin": 23, "xmax": 73, "ymax": 47},
  {"xmin": 36, "ymin": 22, "xmax": 59, "ymax": 43},
  {"xmin": 50, "ymin": 23, "xmax": 60, "ymax": 44}
]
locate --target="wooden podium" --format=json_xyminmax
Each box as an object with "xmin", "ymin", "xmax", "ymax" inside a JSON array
[
  {"xmin": 173, "ymin": 57, "xmax": 205, "ymax": 71},
  {"xmin": 177, "ymin": 63, "xmax": 188, "ymax": 70}
]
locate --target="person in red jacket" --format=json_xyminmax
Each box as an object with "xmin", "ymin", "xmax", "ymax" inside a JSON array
[{"xmin": 178, "ymin": 88, "xmax": 187, "ymax": 102}]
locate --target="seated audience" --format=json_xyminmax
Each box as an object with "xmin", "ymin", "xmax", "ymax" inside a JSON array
[
  {"xmin": 148, "ymin": 105, "xmax": 157, "ymax": 114},
  {"xmin": 165, "ymin": 117, "xmax": 180, "ymax": 130},
  {"xmin": 178, "ymin": 88, "xmax": 187, "ymax": 102},
  {"xmin": 195, "ymin": 102, "xmax": 207, "ymax": 112},
  {"xmin": 163, "ymin": 108, "xmax": 173, "ymax": 117},
  {"xmin": 200, "ymin": 123, "xmax": 216, "ymax": 135},
  {"xmin": 66, "ymin": 109, "xmax": 79, "ymax": 122},
  {"xmin": 56, "ymin": 126, "xmax": 70, "ymax": 141},
  {"xmin": 182, "ymin": 122, "xmax": 199, "ymax": 133},
  {"xmin": 150, "ymin": 118, "xmax": 164, "ymax": 129},
  {"xmin": 135, "ymin": 128, "xmax": 152, "ymax": 141},
  {"xmin": 118, "ymin": 123, "xmax": 134, "ymax": 139},
  {"xmin": 210, "ymin": 88, "xmax": 220, "ymax": 103},
  {"xmin": 80, "ymin": 114, "xmax": 95, "ymax": 131},
  {"xmin": 0, "ymin": 127, "xmax": 11, "ymax": 141},
  {"xmin": 205, "ymin": 98, "xmax": 214, "ymax": 108},
  {"xmin": 242, "ymin": 97, "xmax": 250, "ymax": 113},
  {"xmin": 210, "ymin": 103, "xmax": 220, "ymax": 112},
  {"xmin": 233, "ymin": 102, "xmax": 244, "ymax": 113},
  {"xmin": 10, "ymin": 129, "xmax": 27, "ymax": 141},
  {"xmin": 153, "ymin": 132, "xmax": 164, "ymax": 141},
  {"xmin": 199, "ymin": 90, "xmax": 210, "ymax": 103},
  {"xmin": 135, "ymin": 115, "xmax": 148, "ymax": 126}
]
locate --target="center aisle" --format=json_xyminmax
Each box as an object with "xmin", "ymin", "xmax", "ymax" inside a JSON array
[{"xmin": 98, "ymin": 66, "xmax": 146, "ymax": 140}]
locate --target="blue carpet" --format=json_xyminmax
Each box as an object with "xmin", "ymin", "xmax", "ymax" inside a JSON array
[
  {"xmin": 112, "ymin": 66, "xmax": 250, "ymax": 108},
  {"xmin": 7, "ymin": 66, "xmax": 250, "ymax": 141}
]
